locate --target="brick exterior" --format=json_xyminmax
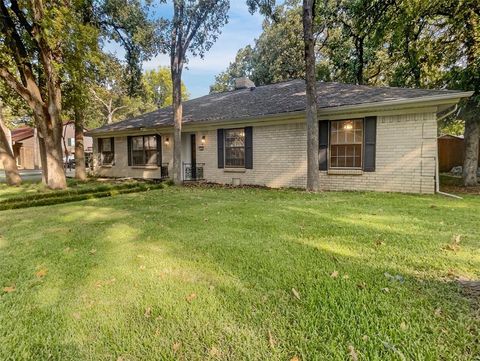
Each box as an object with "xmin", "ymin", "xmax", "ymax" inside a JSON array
[{"xmin": 92, "ymin": 111, "xmax": 438, "ymax": 194}]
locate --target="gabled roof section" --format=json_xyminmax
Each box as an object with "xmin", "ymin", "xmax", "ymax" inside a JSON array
[
  {"xmin": 88, "ymin": 79, "xmax": 471, "ymax": 135},
  {"xmin": 11, "ymin": 127, "xmax": 34, "ymax": 142}
]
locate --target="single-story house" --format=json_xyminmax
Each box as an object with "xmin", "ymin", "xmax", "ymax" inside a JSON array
[{"xmin": 86, "ymin": 78, "xmax": 472, "ymax": 194}]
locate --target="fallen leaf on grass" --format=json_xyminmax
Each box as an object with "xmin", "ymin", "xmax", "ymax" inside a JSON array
[
  {"xmin": 348, "ymin": 345, "xmax": 358, "ymax": 361},
  {"xmin": 72, "ymin": 312, "xmax": 81, "ymax": 320},
  {"xmin": 434, "ymin": 307, "xmax": 442, "ymax": 317},
  {"xmin": 139, "ymin": 265, "xmax": 146, "ymax": 270},
  {"xmin": 3, "ymin": 285, "xmax": 15, "ymax": 293},
  {"xmin": 381, "ymin": 287, "xmax": 390, "ymax": 293},
  {"xmin": 375, "ymin": 240, "xmax": 385, "ymax": 246},
  {"xmin": 144, "ymin": 307, "xmax": 152, "ymax": 318},
  {"xmin": 35, "ymin": 268, "xmax": 48, "ymax": 278},
  {"xmin": 268, "ymin": 330, "xmax": 276, "ymax": 348},
  {"xmin": 186, "ymin": 293, "xmax": 197, "ymax": 303},
  {"xmin": 291, "ymin": 288, "xmax": 301, "ymax": 300},
  {"xmin": 209, "ymin": 346, "xmax": 221, "ymax": 357},
  {"xmin": 330, "ymin": 271, "xmax": 339, "ymax": 278},
  {"xmin": 89, "ymin": 248, "xmax": 97, "ymax": 255},
  {"xmin": 442, "ymin": 235, "xmax": 461, "ymax": 252},
  {"xmin": 172, "ymin": 342, "xmax": 181, "ymax": 352},
  {"xmin": 362, "ymin": 335, "xmax": 369, "ymax": 341},
  {"xmin": 342, "ymin": 274, "xmax": 350, "ymax": 280},
  {"xmin": 290, "ymin": 356, "xmax": 300, "ymax": 361},
  {"xmin": 400, "ymin": 322, "xmax": 408, "ymax": 331},
  {"xmin": 357, "ymin": 282, "xmax": 367, "ymax": 290}
]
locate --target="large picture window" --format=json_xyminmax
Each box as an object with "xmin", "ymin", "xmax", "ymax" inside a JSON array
[
  {"xmin": 131, "ymin": 135, "xmax": 158, "ymax": 166},
  {"xmin": 99, "ymin": 138, "xmax": 114, "ymax": 165},
  {"xmin": 224, "ymin": 128, "xmax": 245, "ymax": 167},
  {"xmin": 330, "ymin": 119, "xmax": 363, "ymax": 168}
]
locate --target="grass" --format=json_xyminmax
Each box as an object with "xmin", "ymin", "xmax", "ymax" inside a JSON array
[{"xmin": 0, "ymin": 185, "xmax": 479, "ymax": 360}]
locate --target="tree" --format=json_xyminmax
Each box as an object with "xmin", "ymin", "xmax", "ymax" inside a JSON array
[
  {"xmin": 97, "ymin": 0, "xmax": 160, "ymax": 97},
  {"xmin": 0, "ymin": 0, "xmax": 75, "ymax": 189},
  {"xmin": 302, "ymin": 0, "xmax": 319, "ymax": 191},
  {"xmin": 0, "ymin": 99, "xmax": 21, "ymax": 185},
  {"xmin": 161, "ymin": 0, "xmax": 229, "ymax": 185},
  {"xmin": 143, "ymin": 66, "xmax": 189, "ymax": 108}
]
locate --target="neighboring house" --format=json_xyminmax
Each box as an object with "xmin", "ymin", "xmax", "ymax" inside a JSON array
[
  {"xmin": 86, "ymin": 78, "xmax": 472, "ymax": 194},
  {"xmin": 0, "ymin": 122, "xmax": 93, "ymax": 170}
]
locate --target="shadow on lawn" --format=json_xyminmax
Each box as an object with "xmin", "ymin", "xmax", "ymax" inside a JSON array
[{"xmin": 0, "ymin": 188, "xmax": 479, "ymax": 360}]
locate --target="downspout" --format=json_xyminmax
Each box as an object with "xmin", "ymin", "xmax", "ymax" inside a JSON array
[{"xmin": 435, "ymin": 105, "xmax": 463, "ymax": 199}]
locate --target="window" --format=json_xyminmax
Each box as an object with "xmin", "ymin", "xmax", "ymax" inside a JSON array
[
  {"xmin": 100, "ymin": 138, "xmax": 114, "ymax": 165},
  {"xmin": 131, "ymin": 135, "xmax": 158, "ymax": 166},
  {"xmin": 330, "ymin": 119, "xmax": 363, "ymax": 168},
  {"xmin": 224, "ymin": 128, "xmax": 245, "ymax": 167},
  {"xmin": 67, "ymin": 138, "xmax": 75, "ymax": 147}
]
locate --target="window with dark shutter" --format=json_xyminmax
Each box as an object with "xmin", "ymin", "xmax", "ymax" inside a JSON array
[
  {"xmin": 363, "ymin": 116, "xmax": 377, "ymax": 172},
  {"xmin": 127, "ymin": 136, "xmax": 132, "ymax": 166}
]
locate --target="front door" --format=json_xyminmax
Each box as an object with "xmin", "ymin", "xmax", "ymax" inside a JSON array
[{"xmin": 190, "ymin": 134, "xmax": 196, "ymax": 180}]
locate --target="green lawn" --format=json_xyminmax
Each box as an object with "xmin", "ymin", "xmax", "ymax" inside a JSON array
[{"xmin": 0, "ymin": 186, "xmax": 479, "ymax": 360}]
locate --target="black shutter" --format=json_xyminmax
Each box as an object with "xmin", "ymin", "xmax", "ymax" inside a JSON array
[
  {"xmin": 127, "ymin": 136, "xmax": 132, "ymax": 166},
  {"xmin": 319, "ymin": 120, "xmax": 329, "ymax": 170},
  {"xmin": 245, "ymin": 126, "xmax": 253, "ymax": 169},
  {"xmin": 363, "ymin": 116, "xmax": 377, "ymax": 172},
  {"xmin": 156, "ymin": 134, "xmax": 162, "ymax": 166},
  {"xmin": 110, "ymin": 137, "xmax": 115, "ymax": 165},
  {"xmin": 217, "ymin": 129, "xmax": 224, "ymax": 168}
]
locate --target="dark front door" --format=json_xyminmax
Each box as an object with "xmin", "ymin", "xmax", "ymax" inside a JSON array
[{"xmin": 190, "ymin": 134, "xmax": 196, "ymax": 180}]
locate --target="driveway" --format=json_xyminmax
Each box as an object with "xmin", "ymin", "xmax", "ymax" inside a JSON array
[{"xmin": 0, "ymin": 169, "xmax": 43, "ymax": 183}]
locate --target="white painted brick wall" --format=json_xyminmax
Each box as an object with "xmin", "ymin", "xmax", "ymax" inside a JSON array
[{"xmin": 92, "ymin": 111, "xmax": 437, "ymax": 194}]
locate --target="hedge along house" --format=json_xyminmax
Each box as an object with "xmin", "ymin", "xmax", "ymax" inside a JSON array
[{"xmin": 86, "ymin": 79, "xmax": 472, "ymax": 194}]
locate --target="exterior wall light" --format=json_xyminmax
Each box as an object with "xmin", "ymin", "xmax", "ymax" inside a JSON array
[
  {"xmin": 201, "ymin": 135, "xmax": 206, "ymax": 144},
  {"xmin": 165, "ymin": 137, "xmax": 169, "ymax": 145}
]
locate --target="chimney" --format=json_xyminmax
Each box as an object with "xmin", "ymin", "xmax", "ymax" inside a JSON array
[{"xmin": 234, "ymin": 77, "xmax": 255, "ymax": 90}]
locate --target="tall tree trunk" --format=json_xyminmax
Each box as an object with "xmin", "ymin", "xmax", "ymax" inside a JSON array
[
  {"xmin": 355, "ymin": 37, "xmax": 364, "ymax": 85},
  {"xmin": 74, "ymin": 108, "xmax": 87, "ymax": 180},
  {"xmin": 0, "ymin": 102, "xmax": 21, "ymax": 186},
  {"xmin": 303, "ymin": 0, "xmax": 320, "ymax": 192},
  {"xmin": 172, "ymin": 66, "xmax": 183, "ymax": 185},
  {"xmin": 463, "ymin": 111, "xmax": 479, "ymax": 186},
  {"xmin": 36, "ymin": 111, "xmax": 67, "ymax": 189}
]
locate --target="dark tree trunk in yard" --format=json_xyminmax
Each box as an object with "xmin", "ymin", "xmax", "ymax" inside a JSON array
[
  {"xmin": 303, "ymin": 0, "xmax": 320, "ymax": 192},
  {"xmin": 463, "ymin": 111, "xmax": 479, "ymax": 186},
  {"xmin": 37, "ymin": 130, "xmax": 48, "ymax": 185},
  {"xmin": 74, "ymin": 108, "xmax": 87, "ymax": 180},
  {"xmin": 172, "ymin": 65, "xmax": 183, "ymax": 185},
  {"xmin": 0, "ymin": 102, "xmax": 21, "ymax": 186},
  {"xmin": 462, "ymin": 10, "xmax": 479, "ymax": 187}
]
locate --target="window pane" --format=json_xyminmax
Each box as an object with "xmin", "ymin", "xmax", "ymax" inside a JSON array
[
  {"xmin": 132, "ymin": 150, "xmax": 144, "ymax": 165},
  {"xmin": 145, "ymin": 136, "xmax": 157, "ymax": 150},
  {"xmin": 329, "ymin": 120, "xmax": 363, "ymax": 169},
  {"xmin": 145, "ymin": 150, "xmax": 157, "ymax": 165},
  {"xmin": 224, "ymin": 128, "xmax": 245, "ymax": 167},
  {"xmin": 132, "ymin": 137, "xmax": 143, "ymax": 150},
  {"xmin": 102, "ymin": 151, "xmax": 114, "ymax": 164},
  {"xmin": 102, "ymin": 139, "xmax": 111, "ymax": 152}
]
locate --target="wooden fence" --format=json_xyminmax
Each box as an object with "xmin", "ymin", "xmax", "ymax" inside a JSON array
[{"xmin": 438, "ymin": 135, "xmax": 480, "ymax": 172}]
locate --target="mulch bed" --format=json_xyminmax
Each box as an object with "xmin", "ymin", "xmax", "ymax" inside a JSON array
[{"xmin": 441, "ymin": 185, "xmax": 480, "ymax": 195}]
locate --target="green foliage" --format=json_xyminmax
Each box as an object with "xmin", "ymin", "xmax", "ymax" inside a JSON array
[{"xmin": 143, "ymin": 67, "xmax": 189, "ymax": 108}]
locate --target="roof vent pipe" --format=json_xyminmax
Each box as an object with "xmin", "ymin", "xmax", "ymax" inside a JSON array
[{"xmin": 234, "ymin": 77, "xmax": 255, "ymax": 90}]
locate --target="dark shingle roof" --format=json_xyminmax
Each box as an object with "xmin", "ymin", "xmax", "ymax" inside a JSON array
[{"xmin": 88, "ymin": 80, "xmax": 465, "ymax": 135}]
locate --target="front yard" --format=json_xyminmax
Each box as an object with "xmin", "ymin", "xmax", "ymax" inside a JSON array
[{"xmin": 0, "ymin": 186, "xmax": 479, "ymax": 360}]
